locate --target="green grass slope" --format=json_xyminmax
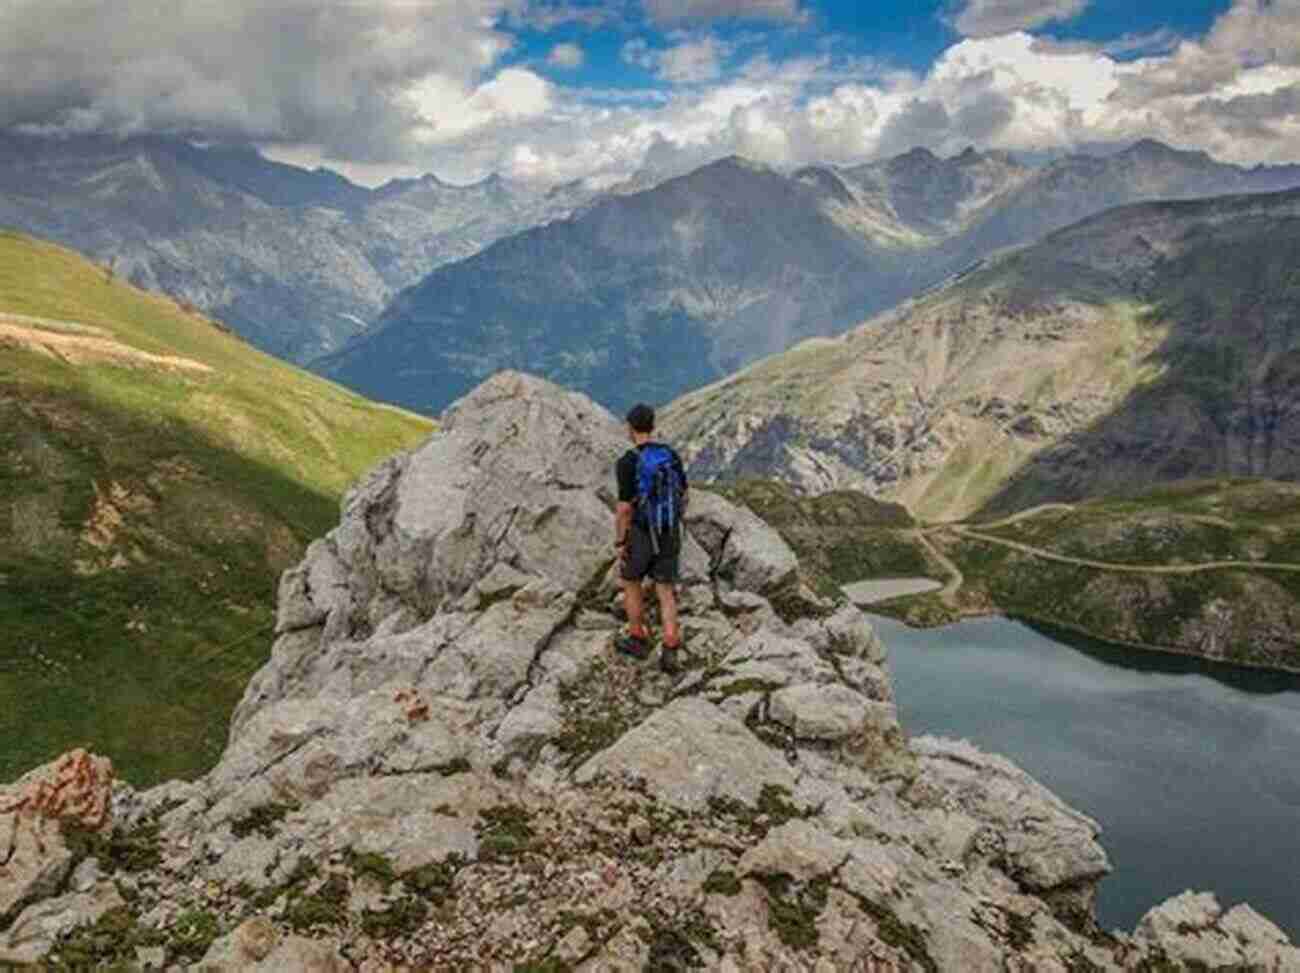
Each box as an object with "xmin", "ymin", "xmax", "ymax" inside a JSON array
[
  {"xmin": 0, "ymin": 231, "xmax": 433, "ymax": 786},
  {"xmin": 939, "ymin": 480, "xmax": 1300, "ymax": 670},
  {"xmin": 726, "ymin": 477, "xmax": 1300, "ymax": 672}
]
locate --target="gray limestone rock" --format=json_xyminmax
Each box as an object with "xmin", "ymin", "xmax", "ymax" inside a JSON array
[
  {"xmin": 768, "ymin": 683, "xmax": 891, "ymax": 742},
  {"xmin": 200, "ymin": 928, "xmax": 351, "ymax": 972},
  {"xmin": 685, "ymin": 490, "xmax": 798, "ymax": 594},
  {"xmin": 911, "ymin": 736, "xmax": 1111, "ymax": 896},
  {"xmin": 737, "ymin": 820, "xmax": 853, "ymax": 881},
  {"xmin": 575, "ymin": 697, "xmax": 795, "ymax": 811},
  {"xmin": 0, "ymin": 881, "xmax": 124, "ymax": 966},
  {"xmin": 1135, "ymin": 891, "xmax": 1300, "ymax": 970}
]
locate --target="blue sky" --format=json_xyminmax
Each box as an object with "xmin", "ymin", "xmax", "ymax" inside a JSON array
[
  {"xmin": 3, "ymin": 0, "xmax": 1297, "ymax": 185},
  {"xmin": 509, "ymin": 1, "xmax": 1231, "ymax": 89}
]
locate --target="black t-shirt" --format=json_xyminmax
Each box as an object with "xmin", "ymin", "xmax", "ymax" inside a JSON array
[{"xmin": 617, "ymin": 442, "xmax": 687, "ymax": 504}]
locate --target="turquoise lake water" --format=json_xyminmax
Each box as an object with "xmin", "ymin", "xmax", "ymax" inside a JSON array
[{"xmin": 873, "ymin": 612, "xmax": 1300, "ymax": 939}]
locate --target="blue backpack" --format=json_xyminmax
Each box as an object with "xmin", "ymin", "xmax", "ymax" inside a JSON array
[{"xmin": 635, "ymin": 444, "xmax": 684, "ymax": 553}]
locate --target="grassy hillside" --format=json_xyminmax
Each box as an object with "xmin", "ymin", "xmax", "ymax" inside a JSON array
[
  {"xmin": 712, "ymin": 480, "xmax": 936, "ymax": 601},
  {"xmin": 0, "ymin": 231, "xmax": 433, "ymax": 786},
  {"xmin": 726, "ymin": 478, "xmax": 1300, "ymax": 672},
  {"xmin": 937, "ymin": 480, "xmax": 1300, "ymax": 670}
]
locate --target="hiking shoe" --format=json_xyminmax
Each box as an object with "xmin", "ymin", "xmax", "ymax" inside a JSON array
[
  {"xmin": 658, "ymin": 646, "xmax": 682, "ymax": 676},
  {"xmin": 615, "ymin": 632, "xmax": 652, "ymax": 660}
]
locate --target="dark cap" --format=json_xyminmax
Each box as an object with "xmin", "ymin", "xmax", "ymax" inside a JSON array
[{"xmin": 626, "ymin": 403, "xmax": 655, "ymax": 433}]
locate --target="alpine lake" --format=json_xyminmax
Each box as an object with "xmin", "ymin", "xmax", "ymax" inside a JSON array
[{"xmin": 868, "ymin": 608, "xmax": 1300, "ymax": 941}]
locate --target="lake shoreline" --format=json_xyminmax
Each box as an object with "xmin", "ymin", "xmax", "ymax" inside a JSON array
[
  {"xmin": 867, "ymin": 596, "xmax": 1300, "ymax": 678},
  {"xmin": 875, "ymin": 611, "xmax": 1300, "ymax": 939}
]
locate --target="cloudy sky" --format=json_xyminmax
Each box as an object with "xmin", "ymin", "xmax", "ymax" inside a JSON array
[{"xmin": 4, "ymin": 0, "xmax": 1299, "ymax": 185}]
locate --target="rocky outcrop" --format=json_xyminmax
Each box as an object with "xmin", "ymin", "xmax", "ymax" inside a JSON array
[
  {"xmin": 0, "ymin": 749, "xmax": 113, "ymax": 928},
  {"xmin": 2, "ymin": 371, "xmax": 1296, "ymax": 970}
]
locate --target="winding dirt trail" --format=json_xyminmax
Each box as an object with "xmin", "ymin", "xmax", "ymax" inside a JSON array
[
  {"xmin": 965, "ymin": 503, "xmax": 1077, "ymax": 531},
  {"xmin": 911, "ymin": 529, "xmax": 964, "ymax": 604},
  {"xmin": 951, "ymin": 527, "xmax": 1300, "ymax": 575}
]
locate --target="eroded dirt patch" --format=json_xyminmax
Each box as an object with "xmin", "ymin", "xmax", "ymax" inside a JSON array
[{"xmin": 0, "ymin": 315, "xmax": 212, "ymax": 375}]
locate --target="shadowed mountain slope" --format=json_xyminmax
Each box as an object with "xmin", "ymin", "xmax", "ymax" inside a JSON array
[{"xmin": 662, "ymin": 186, "xmax": 1300, "ymax": 522}]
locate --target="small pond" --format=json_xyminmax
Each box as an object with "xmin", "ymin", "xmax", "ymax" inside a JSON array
[
  {"xmin": 842, "ymin": 577, "xmax": 943, "ymax": 605},
  {"xmin": 872, "ymin": 612, "xmax": 1300, "ymax": 939}
]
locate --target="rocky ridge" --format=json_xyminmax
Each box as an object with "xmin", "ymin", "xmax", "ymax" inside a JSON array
[{"xmin": 1, "ymin": 371, "xmax": 1297, "ymax": 970}]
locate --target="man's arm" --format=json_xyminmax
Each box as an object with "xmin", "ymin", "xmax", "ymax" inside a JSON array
[
  {"xmin": 616, "ymin": 502, "xmax": 634, "ymax": 546},
  {"xmin": 615, "ymin": 452, "xmax": 636, "ymax": 552}
]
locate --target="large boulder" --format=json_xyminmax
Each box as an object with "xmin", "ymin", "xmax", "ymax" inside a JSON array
[
  {"xmin": 685, "ymin": 489, "xmax": 798, "ymax": 594},
  {"xmin": 574, "ymin": 696, "xmax": 797, "ymax": 810},
  {"xmin": 0, "ymin": 750, "xmax": 113, "ymax": 928},
  {"xmin": 1134, "ymin": 891, "xmax": 1300, "ymax": 970}
]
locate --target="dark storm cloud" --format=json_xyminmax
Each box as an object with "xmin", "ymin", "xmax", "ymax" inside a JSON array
[
  {"xmin": 0, "ymin": 0, "xmax": 516, "ymax": 162},
  {"xmin": 874, "ymin": 71, "xmax": 1014, "ymax": 158},
  {"xmin": 949, "ymin": 0, "xmax": 1088, "ymax": 39},
  {"xmin": 642, "ymin": 0, "xmax": 805, "ymax": 24},
  {"xmin": 1191, "ymin": 83, "xmax": 1300, "ymax": 140}
]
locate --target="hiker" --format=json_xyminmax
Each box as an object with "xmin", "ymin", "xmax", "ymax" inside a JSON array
[{"xmin": 614, "ymin": 403, "xmax": 688, "ymax": 674}]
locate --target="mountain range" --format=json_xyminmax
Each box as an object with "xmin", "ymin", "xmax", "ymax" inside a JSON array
[
  {"xmin": 321, "ymin": 139, "xmax": 1300, "ymax": 416},
  {"xmin": 0, "ymin": 133, "xmax": 594, "ymax": 362},
  {"xmin": 662, "ymin": 185, "xmax": 1300, "ymax": 521}
]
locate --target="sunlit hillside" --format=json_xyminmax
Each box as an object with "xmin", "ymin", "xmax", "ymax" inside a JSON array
[{"xmin": 0, "ymin": 231, "xmax": 433, "ymax": 785}]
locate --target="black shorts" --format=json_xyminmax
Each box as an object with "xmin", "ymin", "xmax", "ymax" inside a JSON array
[{"xmin": 621, "ymin": 523, "xmax": 680, "ymax": 584}]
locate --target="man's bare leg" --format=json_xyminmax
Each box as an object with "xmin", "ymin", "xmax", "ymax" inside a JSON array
[
  {"xmin": 655, "ymin": 583, "xmax": 680, "ymax": 648},
  {"xmin": 623, "ymin": 579, "xmax": 647, "ymax": 636}
]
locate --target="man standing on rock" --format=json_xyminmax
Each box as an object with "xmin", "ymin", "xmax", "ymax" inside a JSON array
[{"xmin": 614, "ymin": 403, "xmax": 687, "ymax": 674}]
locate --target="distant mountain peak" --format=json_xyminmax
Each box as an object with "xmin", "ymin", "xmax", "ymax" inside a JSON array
[
  {"xmin": 900, "ymin": 146, "xmax": 939, "ymax": 162},
  {"xmin": 708, "ymin": 154, "xmax": 770, "ymax": 173},
  {"xmin": 1120, "ymin": 138, "xmax": 1211, "ymax": 164}
]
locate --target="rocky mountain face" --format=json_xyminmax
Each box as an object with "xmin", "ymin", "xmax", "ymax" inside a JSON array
[
  {"xmin": 0, "ymin": 134, "xmax": 592, "ymax": 362},
  {"xmin": 663, "ymin": 186, "xmax": 1300, "ymax": 522},
  {"xmin": 3, "ymin": 371, "xmax": 1296, "ymax": 970},
  {"xmin": 324, "ymin": 141, "xmax": 1300, "ymax": 417}
]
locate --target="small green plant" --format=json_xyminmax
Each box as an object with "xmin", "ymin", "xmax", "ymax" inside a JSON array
[
  {"xmin": 403, "ymin": 854, "xmax": 465, "ymax": 904},
  {"xmin": 756, "ymin": 873, "xmax": 829, "ymax": 950},
  {"xmin": 702, "ymin": 868, "xmax": 742, "ymax": 896},
  {"xmin": 230, "ymin": 802, "xmax": 296, "ymax": 839},
  {"xmin": 48, "ymin": 906, "xmax": 166, "ymax": 969},
  {"xmin": 61, "ymin": 820, "xmax": 163, "ymax": 874},
  {"xmin": 168, "ymin": 908, "xmax": 220, "ymax": 963},
  {"xmin": 707, "ymin": 784, "xmax": 808, "ymax": 838},
  {"xmin": 476, "ymin": 805, "xmax": 536, "ymax": 863},
  {"xmin": 345, "ymin": 848, "xmax": 398, "ymax": 889},
  {"xmin": 361, "ymin": 897, "xmax": 429, "ymax": 938},
  {"xmin": 284, "ymin": 873, "xmax": 350, "ymax": 931},
  {"xmin": 513, "ymin": 959, "xmax": 573, "ymax": 973},
  {"xmin": 851, "ymin": 893, "xmax": 938, "ymax": 973}
]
